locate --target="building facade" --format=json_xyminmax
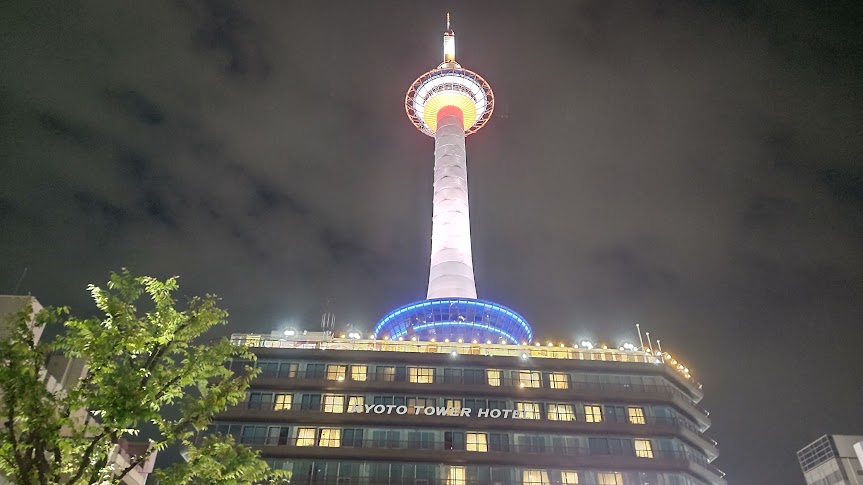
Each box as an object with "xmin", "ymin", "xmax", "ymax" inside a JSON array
[
  {"xmin": 216, "ymin": 333, "xmax": 722, "ymax": 485},
  {"xmin": 210, "ymin": 17, "xmax": 723, "ymax": 485},
  {"xmin": 0, "ymin": 295, "xmax": 157, "ymax": 485},
  {"xmin": 798, "ymin": 435, "xmax": 863, "ymax": 485}
]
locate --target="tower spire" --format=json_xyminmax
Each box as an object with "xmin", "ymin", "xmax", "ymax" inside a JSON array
[{"xmin": 443, "ymin": 13, "xmax": 455, "ymax": 64}]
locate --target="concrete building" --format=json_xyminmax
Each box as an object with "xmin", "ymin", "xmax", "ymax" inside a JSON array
[
  {"xmin": 213, "ymin": 16, "xmax": 723, "ymax": 485},
  {"xmin": 0, "ymin": 295, "xmax": 156, "ymax": 485},
  {"xmin": 798, "ymin": 435, "xmax": 863, "ymax": 485}
]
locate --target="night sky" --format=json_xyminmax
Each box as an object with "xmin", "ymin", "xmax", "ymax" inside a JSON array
[{"xmin": 2, "ymin": 1, "xmax": 862, "ymax": 483}]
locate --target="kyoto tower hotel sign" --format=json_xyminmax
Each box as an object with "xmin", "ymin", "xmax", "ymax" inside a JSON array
[{"xmin": 374, "ymin": 16, "xmax": 533, "ymax": 346}]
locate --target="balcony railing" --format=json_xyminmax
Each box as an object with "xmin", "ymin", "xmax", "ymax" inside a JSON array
[{"xmin": 235, "ymin": 437, "xmax": 723, "ymax": 479}]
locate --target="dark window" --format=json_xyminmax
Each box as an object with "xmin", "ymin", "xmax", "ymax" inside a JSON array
[
  {"xmin": 342, "ymin": 429, "xmax": 364, "ymax": 448},
  {"xmin": 374, "ymin": 396, "xmax": 394, "ymax": 406},
  {"xmin": 306, "ymin": 363, "xmax": 325, "ymax": 379},
  {"xmin": 589, "ymin": 437, "xmax": 610, "ymax": 455},
  {"xmin": 408, "ymin": 431, "xmax": 434, "ymax": 449},
  {"xmin": 395, "ymin": 366, "xmax": 407, "ymax": 382},
  {"xmin": 258, "ymin": 362, "xmax": 279, "ymax": 377},
  {"xmin": 606, "ymin": 405, "xmax": 627, "ymax": 423},
  {"xmin": 277, "ymin": 427, "xmax": 290, "ymax": 445},
  {"xmin": 445, "ymin": 431, "xmax": 465, "ymax": 450},
  {"xmin": 488, "ymin": 399, "xmax": 507, "ymax": 410},
  {"xmin": 489, "ymin": 433, "xmax": 509, "ymax": 452},
  {"xmin": 444, "ymin": 368, "xmax": 463, "ymax": 384},
  {"xmin": 516, "ymin": 435, "xmax": 545, "ymax": 453},
  {"xmin": 465, "ymin": 398, "xmax": 487, "ymax": 410},
  {"xmin": 240, "ymin": 425, "xmax": 266, "ymax": 445},
  {"xmin": 300, "ymin": 394, "xmax": 321, "ymax": 411},
  {"xmin": 464, "ymin": 369, "xmax": 485, "ymax": 385},
  {"xmin": 248, "ymin": 392, "xmax": 272, "ymax": 409},
  {"xmin": 230, "ymin": 359, "xmax": 252, "ymax": 372}
]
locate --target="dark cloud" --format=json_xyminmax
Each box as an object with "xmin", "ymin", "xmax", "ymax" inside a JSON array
[{"xmin": 1, "ymin": 1, "xmax": 862, "ymax": 484}]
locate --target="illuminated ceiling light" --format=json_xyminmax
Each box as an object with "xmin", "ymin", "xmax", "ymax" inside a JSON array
[
  {"xmin": 472, "ymin": 339, "xmax": 478, "ymax": 344},
  {"xmin": 398, "ymin": 337, "xmax": 404, "ymax": 341},
  {"xmin": 534, "ymin": 342, "xmax": 540, "ymax": 347},
  {"xmin": 444, "ymin": 338, "xmax": 450, "ymax": 343},
  {"xmin": 521, "ymin": 353, "xmax": 528, "ymax": 360},
  {"xmin": 411, "ymin": 336, "xmax": 417, "ymax": 341},
  {"xmin": 383, "ymin": 336, "xmax": 389, "ymax": 341},
  {"xmin": 430, "ymin": 338, "xmax": 437, "ymax": 342},
  {"xmin": 547, "ymin": 342, "xmax": 553, "ymax": 347},
  {"xmin": 522, "ymin": 341, "xmax": 527, "ymax": 346},
  {"xmin": 486, "ymin": 340, "xmax": 492, "ymax": 344},
  {"xmin": 671, "ymin": 359, "xmax": 678, "ymax": 365},
  {"xmin": 451, "ymin": 351, "xmax": 457, "ymax": 357}
]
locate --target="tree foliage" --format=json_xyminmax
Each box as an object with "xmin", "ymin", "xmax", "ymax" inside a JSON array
[{"xmin": 0, "ymin": 270, "xmax": 286, "ymax": 484}]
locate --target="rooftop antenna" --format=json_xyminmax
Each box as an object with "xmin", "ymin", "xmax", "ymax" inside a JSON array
[
  {"xmin": 321, "ymin": 297, "xmax": 335, "ymax": 335},
  {"xmin": 447, "ymin": 12, "xmax": 451, "ymax": 31},
  {"xmin": 12, "ymin": 267, "xmax": 28, "ymax": 294},
  {"xmin": 635, "ymin": 323, "xmax": 645, "ymax": 352}
]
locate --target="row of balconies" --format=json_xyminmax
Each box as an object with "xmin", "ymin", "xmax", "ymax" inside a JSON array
[
  {"xmin": 247, "ymin": 441, "xmax": 726, "ymax": 485},
  {"xmin": 245, "ymin": 374, "xmax": 711, "ymax": 430},
  {"xmin": 216, "ymin": 408, "xmax": 718, "ymax": 461}
]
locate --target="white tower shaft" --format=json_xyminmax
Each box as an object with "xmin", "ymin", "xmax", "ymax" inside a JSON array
[{"xmin": 427, "ymin": 107, "xmax": 477, "ymax": 299}]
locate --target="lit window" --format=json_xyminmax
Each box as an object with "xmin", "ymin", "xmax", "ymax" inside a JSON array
[
  {"xmin": 561, "ymin": 471, "xmax": 579, "ymax": 485},
  {"xmin": 547, "ymin": 403, "xmax": 575, "ymax": 421},
  {"xmin": 447, "ymin": 466, "xmax": 465, "ymax": 485},
  {"xmin": 627, "ymin": 407, "xmax": 646, "ymax": 424},
  {"xmin": 549, "ymin": 373, "xmax": 569, "ymax": 389},
  {"xmin": 446, "ymin": 399, "xmax": 462, "ymax": 412},
  {"xmin": 517, "ymin": 371, "xmax": 541, "ymax": 388},
  {"xmin": 596, "ymin": 472, "xmax": 623, "ymax": 485},
  {"xmin": 634, "ymin": 439, "xmax": 654, "ymax": 458},
  {"xmin": 347, "ymin": 395, "xmax": 364, "ymax": 410},
  {"xmin": 466, "ymin": 432, "xmax": 488, "ymax": 452},
  {"xmin": 522, "ymin": 469, "xmax": 550, "ymax": 485},
  {"xmin": 516, "ymin": 402, "xmax": 541, "ymax": 419},
  {"xmin": 351, "ymin": 365, "xmax": 367, "ymax": 381},
  {"xmin": 409, "ymin": 367, "xmax": 435, "ymax": 383},
  {"xmin": 319, "ymin": 428, "xmax": 341, "ymax": 447},
  {"xmin": 274, "ymin": 393, "xmax": 292, "ymax": 410},
  {"xmin": 323, "ymin": 394, "xmax": 345, "ymax": 413},
  {"xmin": 487, "ymin": 369, "xmax": 501, "ymax": 386},
  {"xmin": 326, "ymin": 364, "xmax": 347, "ymax": 381},
  {"xmin": 408, "ymin": 397, "xmax": 435, "ymax": 412},
  {"xmin": 296, "ymin": 428, "xmax": 316, "ymax": 446},
  {"xmin": 585, "ymin": 405, "xmax": 603, "ymax": 423}
]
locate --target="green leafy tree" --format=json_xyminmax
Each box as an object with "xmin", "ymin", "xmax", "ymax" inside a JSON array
[{"xmin": 0, "ymin": 270, "xmax": 287, "ymax": 484}]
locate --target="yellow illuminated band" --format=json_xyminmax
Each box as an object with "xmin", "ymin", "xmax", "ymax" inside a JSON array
[{"xmin": 422, "ymin": 92, "xmax": 477, "ymax": 132}]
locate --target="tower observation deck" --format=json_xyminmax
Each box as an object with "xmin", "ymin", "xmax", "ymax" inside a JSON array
[{"xmin": 375, "ymin": 16, "xmax": 533, "ymax": 345}]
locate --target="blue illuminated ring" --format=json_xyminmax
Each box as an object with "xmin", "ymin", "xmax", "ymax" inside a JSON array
[{"xmin": 374, "ymin": 298, "xmax": 532, "ymax": 344}]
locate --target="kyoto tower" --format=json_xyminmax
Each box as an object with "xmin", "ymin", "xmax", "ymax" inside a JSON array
[{"xmin": 374, "ymin": 16, "xmax": 533, "ymax": 345}]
